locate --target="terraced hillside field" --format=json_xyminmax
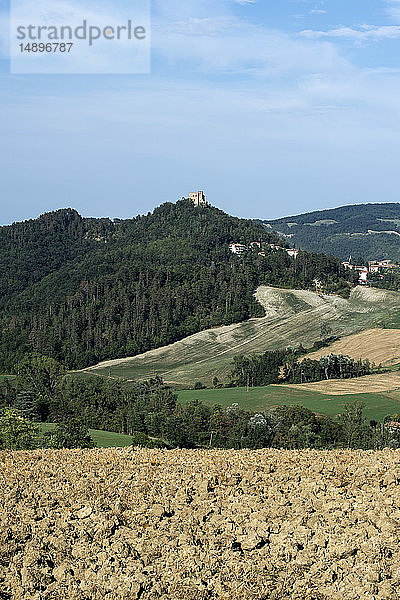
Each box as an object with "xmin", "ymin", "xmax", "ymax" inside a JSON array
[
  {"xmin": 2, "ymin": 447, "xmax": 399, "ymax": 600},
  {"xmin": 82, "ymin": 286, "xmax": 400, "ymax": 388}
]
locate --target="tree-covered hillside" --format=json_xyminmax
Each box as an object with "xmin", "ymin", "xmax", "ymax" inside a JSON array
[
  {"xmin": 0, "ymin": 208, "xmax": 109, "ymax": 301},
  {"xmin": 0, "ymin": 200, "xmax": 353, "ymax": 371},
  {"xmin": 263, "ymin": 203, "xmax": 400, "ymax": 261}
]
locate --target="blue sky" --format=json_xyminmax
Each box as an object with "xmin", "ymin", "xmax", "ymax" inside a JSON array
[{"xmin": 1, "ymin": 0, "xmax": 400, "ymax": 223}]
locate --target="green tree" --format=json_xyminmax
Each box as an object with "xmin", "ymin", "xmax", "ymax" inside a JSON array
[
  {"xmin": 244, "ymin": 413, "xmax": 275, "ymax": 449},
  {"xmin": 0, "ymin": 408, "xmax": 39, "ymax": 450},
  {"xmin": 16, "ymin": 354, "xmax": 66, "ymax": 421},
  {"xmin": 194, "ymin": 381, "xmax": 206, "ymax": 390},
  {"xmin": 46, "ymin": 418, "xmax": 95, "ymax": 449},
  {"xmin": 12, "ymin": 392, "xmax": 39, "ymax": 421},
  {"xmin": 212, "ymin": 376, "xmax": 222, "ymax": 388},
  {"xmin": 338, "ymin": 401, "xmax": 371, "ymax": 449},
  {"xmin": 180, "ymin": 399, "xmax": 212, "ymax": 447}
]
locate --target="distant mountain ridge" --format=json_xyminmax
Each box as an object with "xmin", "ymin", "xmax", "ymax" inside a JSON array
[{"xmin": 263, "ymin": 203, "xmax": 400, "ymax": 261}]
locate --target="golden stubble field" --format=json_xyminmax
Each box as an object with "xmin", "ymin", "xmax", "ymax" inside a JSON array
[
  {"xmin": 279, "ymin": 371, "xmax": 400, "ymax": 395},
  {"xmin": 1, "ymin": 447, "xmax": 399, "ymax": 600},
  {"xmin": 304, "ymin": 328, "xmax": 400, "ymax": 368}
]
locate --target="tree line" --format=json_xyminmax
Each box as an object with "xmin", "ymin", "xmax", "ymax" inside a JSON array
[
  {"xmin": 230, "ymin": 349, "xmax": 373, "ymax": 388},
  {"xmin": 0, "ymin": 353, "xmax": 398, "ymax": 452}
]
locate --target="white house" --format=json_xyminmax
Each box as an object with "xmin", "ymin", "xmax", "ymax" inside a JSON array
[
  {"xmin": 286, "ymin": 248, "xmax": 299, "ymax": 259},
  {"xmin": 229, "ymin": 243, "xmax": 247, "ymax": 255},
  {"xmin": 358, "ymin": 268, "xmax": 369, "ymax": 283},
  {"xmin": 342, "ymin": 261, "xmax": 355, "ymax": 270},
  {"xmin": 368, "ymin": 263, "xmax": 380, "ymax": 273}
]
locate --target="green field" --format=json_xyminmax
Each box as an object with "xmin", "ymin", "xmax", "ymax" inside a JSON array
[
  {"xmin": 39, "ymin": 423, "xmax": 134, "ymax": 448},
  {"xmin": 178, "ymin": 385, "xmax": 400, "ymax": 421}
]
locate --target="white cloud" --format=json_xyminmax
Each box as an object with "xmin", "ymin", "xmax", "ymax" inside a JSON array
[
  {"xmin": 300, "ymin": 24, "xmax": 400, "ymax": 41},
  {"xmin": 386, "ymin": 0, "xmax": 400, "ymax": 21},
  {"xmin": 153, "ymin": 16, "xmax": 349, "ymax": 77}
]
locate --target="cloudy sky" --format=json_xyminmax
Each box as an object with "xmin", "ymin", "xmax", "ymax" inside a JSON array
[{"xmin": 1, "ymin": 0, "xmax": 400, "ymax": 223}]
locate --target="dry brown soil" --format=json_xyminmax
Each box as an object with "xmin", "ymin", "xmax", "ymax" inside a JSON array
[{"xmin": 1, "ymin": 448, "xmax": 399, "ymax": 600}]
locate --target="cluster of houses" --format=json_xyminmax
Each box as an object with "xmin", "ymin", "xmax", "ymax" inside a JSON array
[
  {"xmin": 228, "ymin": 241, "xmax": 399, "ymax": 283},
  {"xmin": 190, "ymin": 190, "xmax": 399, "ymax": 284},
  {"xmin": 342, "ymin": 258, "xmax": 400, "ymax": 284},
  {"xmin": 229, "ymin": 242, "xmax": 299, "ymax": 259}
]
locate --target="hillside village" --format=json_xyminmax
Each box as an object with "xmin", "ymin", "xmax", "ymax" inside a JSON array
[
  {"xmin": 342, "ymin": 258, "xmax": 400, "ymax": 283},
  {"xmin": 229, "ymin": 241, "xmax": 299, "ymax": 259},
  {"xmin": 228, "ymin": 238, "xmax": 400, "ymax": 285}
]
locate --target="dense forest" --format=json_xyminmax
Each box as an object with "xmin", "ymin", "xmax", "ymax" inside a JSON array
[
  {"xmin": 0, "ymin": 200, "xmax": 354, "ymax": 371},
  {"xmin": 263, "ymin": 202, "xmax": 400, "ymax": 261}
]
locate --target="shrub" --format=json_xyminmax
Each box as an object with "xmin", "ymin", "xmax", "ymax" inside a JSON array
[
  {"xmin": 194, "ymin": 381, "xmax": 206, "ymax": 390},
  {"xmin": 0, "ymin": 408, "xmax": 40, "ymax": 450},
  {"xmin": 46, "ymin": 419, "xmax": 95, "ymax": 449}
]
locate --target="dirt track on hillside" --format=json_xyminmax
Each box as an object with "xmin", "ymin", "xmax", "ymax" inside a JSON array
[{"xmin": 1, "ymin": 447, "xmax": 400, "ymax": 599}]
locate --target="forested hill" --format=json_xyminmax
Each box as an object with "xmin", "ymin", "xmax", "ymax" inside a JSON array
[
  {"xmin": 263, "ymin": 203, "xmax": 400, "ymax": 261},
  {"xmin": 0, "ymin": 200, "xmax": 353, "ymax": 371}
]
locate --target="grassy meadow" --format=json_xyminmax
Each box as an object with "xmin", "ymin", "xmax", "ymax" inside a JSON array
[
  {"xmin": 39, "ymin": 423, "xmax": 134, "ymax": 448},
  {"xmin": 178, "ymin": 385, "xmax": 400, "ymax": 421}
]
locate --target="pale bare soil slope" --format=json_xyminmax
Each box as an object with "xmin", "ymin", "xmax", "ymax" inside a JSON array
[
  {"xmin": 304, "ymin": 328, "xmax": 400, "ymax": 367},
  {"xmin": 82, "ymin": 286, "xmax": 400, "ymax": 387},
  {"xmin": 1, "ymin": 448, "xmax": 399, "ymax": 600}
]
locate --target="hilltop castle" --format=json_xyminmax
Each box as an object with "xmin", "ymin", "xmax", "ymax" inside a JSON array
[{"xmin": 189, "ymin": 191, "xmax": 208, "ymax": 207}]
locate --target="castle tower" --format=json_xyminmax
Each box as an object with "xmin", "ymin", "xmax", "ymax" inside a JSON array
[{"xmin": 189, "ymin": 191, "xmax": 208, "ymax": 207}]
